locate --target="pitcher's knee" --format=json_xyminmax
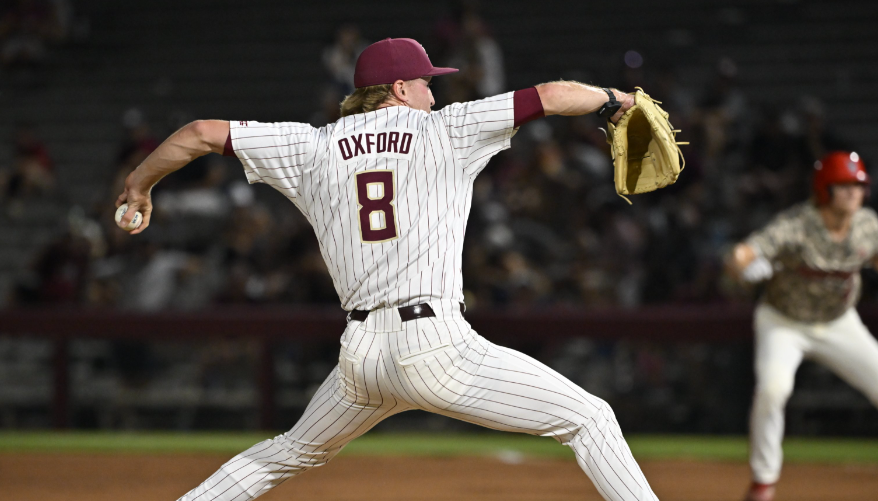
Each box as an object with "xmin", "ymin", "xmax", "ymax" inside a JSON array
[
  {"xmin": 580, "ymin": 399, "xmax": 616, "ymax": 434},
  {"xmin": 597, "ymin": 399, "xmax": 615, "ymax": 417},
  {"xmin": 583, "ymin": 397, "xmax": 615, "ymax": 420},
  {"xmin": 274, "ymin": 433, "xmax": 340, "ymax": 469},
  {"xmin": 552, "ymin": 398, "xmax": 612, "ymax": 445}
]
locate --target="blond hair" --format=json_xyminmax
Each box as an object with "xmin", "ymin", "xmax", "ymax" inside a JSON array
[{"xmin": 340, "ymin": 84, "xmax": 394, "ymax": 117}]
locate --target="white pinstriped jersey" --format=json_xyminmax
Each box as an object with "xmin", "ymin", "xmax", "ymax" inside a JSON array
[
  {"xmin": 230, "ymin": 92, "xmax": 515, "ymax": 311},
  {"xmin": 185, "ymin": 86, "xmax": 660, "ymax": 501}
]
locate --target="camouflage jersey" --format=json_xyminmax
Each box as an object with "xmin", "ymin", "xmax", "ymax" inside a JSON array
[{"xmin": 746, "ymin": 202, "xmax": 878, "ymax": 323}]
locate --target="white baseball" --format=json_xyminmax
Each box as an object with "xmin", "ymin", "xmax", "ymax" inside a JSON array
[{"xmin": 115, "ymin": 203, "xmax": 143, "ymax": 231}]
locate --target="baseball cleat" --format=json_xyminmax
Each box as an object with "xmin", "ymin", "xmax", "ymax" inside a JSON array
[{"xmin": 744, "ymin": 482, "xmax": 775, "ymax": 501}]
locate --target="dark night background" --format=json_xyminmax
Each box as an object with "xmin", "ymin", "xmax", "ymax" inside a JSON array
[{"xmin": 0, "ymin": 0, "xmax": 876, "ymax": 435}]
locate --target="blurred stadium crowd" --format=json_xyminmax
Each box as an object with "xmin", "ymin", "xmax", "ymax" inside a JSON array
[
  {"xmin": 1, "ymin": 0, "xmax": 877, "ymax": 433},
  {"xmin": 0, "ymin": 5, "xmax": 865, "ymax": 312},
  {"xmin": 0, "ymin": 0, "xmax": 86, "ymax": 78}
]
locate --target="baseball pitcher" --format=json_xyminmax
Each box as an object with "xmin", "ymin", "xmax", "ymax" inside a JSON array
[
  {"xmin": 730, "ymin": 151, "xmax": 878, "ymax": 501},
  {"xmin": 116, "ymin": 37, "xmax": 660, "ymax": 501}
]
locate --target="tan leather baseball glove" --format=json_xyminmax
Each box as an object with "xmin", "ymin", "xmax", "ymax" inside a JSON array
[{"xmin": 605, "ymin": 87, "xmax": 687, "ymax": 204}]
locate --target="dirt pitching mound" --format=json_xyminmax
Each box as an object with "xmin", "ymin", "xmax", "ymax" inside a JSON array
[{"xmin": 2, "ymin": 453, "xmax": 876, "ymax": 500}]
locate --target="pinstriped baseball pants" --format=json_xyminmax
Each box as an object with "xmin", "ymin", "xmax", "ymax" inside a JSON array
[{"xmin": 178, "ymin": 301, "xmax": 658, "ymax": 501}]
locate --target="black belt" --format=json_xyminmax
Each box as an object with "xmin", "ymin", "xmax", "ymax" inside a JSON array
[{"xmin": 348, "ymin": 303, "xmax": 465, "ymax": 323}]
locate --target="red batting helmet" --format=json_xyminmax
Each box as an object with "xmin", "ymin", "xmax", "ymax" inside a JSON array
[{"xmin": 812, "ymin": 151, "xmax": 870, "ymax": 205}]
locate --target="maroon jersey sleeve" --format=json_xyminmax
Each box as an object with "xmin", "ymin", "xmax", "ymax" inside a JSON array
[{"xmin": 513, "ymin": 87, "xmax": 544, "ymax": 127}]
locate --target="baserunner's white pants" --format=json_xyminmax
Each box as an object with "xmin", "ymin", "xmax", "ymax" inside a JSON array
[
  {"xmin": 178, "ymin": 301, "xmax": 658, "ymax": 501},
  {"xmin": 750, "ymin": 303, "xmax": 878, "ymax": 484}
]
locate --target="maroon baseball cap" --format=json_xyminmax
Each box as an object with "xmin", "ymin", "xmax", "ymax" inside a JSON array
[{"xmin": 354, "ymin": 38, "xmax": 458, "ymax": 88}]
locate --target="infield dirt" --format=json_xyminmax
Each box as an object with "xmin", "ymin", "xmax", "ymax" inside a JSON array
[{"xmin": 2, "ymin": 453, "xmax": 876, "ymax": 500}]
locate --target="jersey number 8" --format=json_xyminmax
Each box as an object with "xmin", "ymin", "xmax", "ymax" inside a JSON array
[{"xmin": 356, "ymin": 170, "xmax": 399, "ymax": 243}]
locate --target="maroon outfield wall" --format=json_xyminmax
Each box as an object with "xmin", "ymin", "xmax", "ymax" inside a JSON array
[{"xmin": 3, "ymin": 305, "xmax": 877, "ymax": 429}]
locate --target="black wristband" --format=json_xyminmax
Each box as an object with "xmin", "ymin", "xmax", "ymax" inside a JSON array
[{"xmin": 597, "ymin": 88, "xmax": 622, "ymax": 119}]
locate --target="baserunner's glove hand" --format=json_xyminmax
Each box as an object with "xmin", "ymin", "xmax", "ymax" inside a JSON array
[{"xmin": 741, "ymin": 256, "xmax": 773, "ymax": 283}]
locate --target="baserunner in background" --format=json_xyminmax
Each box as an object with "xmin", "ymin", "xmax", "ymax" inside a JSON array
[{"xmin": 730, "ymin": 151, "xmax": 878, "ymax": 501}]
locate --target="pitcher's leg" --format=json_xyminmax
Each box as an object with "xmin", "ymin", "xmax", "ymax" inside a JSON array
[
  {"xmin": 178, "ymin": 352, "xmax": 407, "ymax": 501},
  {"xmin": 811, "ymin": 309, "xmax": 878, "ymax": 408},
  {"xmin": 394, "ymin": 322, "xmax": 658, "ymax": 501},
  {"xmin": 749, "ymin": 307, "xmax": 806, "ymax": 485},
  {"xmin": 566, "ymin": 397, "xmax": 656, "ymax": 501}
]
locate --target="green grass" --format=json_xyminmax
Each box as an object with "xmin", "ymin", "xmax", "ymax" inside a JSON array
[
  {"xmin": 624, "ymin": 435, "xmax": 878, "ymax": 463},
  {"xmin": 0, "ymin": 432, "xmax": 876, "ymax": 464},
  {"xmin": 0, "ymin": 431, "xmax": 272, "ymax": 455}
]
